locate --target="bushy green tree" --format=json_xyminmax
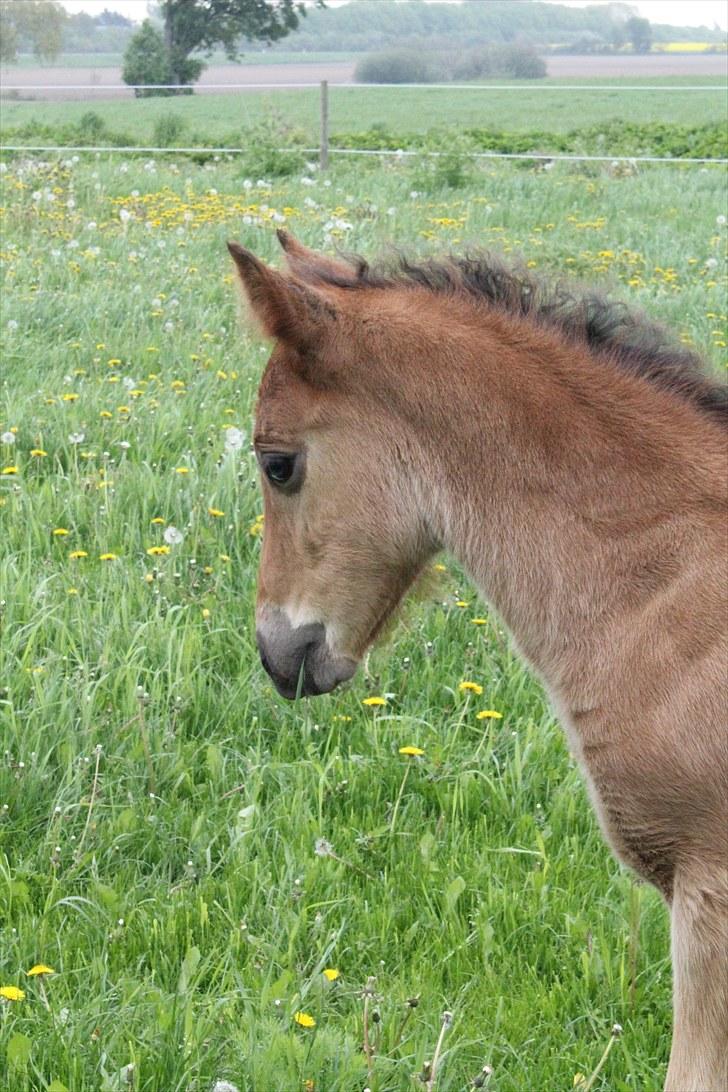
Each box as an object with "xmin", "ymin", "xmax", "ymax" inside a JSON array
[
  {"xmin": 0, "ymin": 0, "xmax": 64, "ymax": 63},
  {"xmin": 122, "ymin": 21, "xmax": 179, "ymax": 98}
]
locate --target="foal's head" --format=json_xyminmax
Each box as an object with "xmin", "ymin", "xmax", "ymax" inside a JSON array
[{"xmin": 228, "ymin": 234, "xmax": 436, "ymax": 698}]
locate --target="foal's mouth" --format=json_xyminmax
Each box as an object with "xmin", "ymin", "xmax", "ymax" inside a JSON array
[{"xmin": 256, "ymin": 608, "xmax": 357, "ymax": 700}]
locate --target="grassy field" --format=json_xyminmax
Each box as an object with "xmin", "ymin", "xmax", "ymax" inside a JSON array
[
  {"xmin": 0, "ymin": 125, "xmax": 726, "ymax": 1092},
  {"xmin": 1, "ymin": 77, "xmax": 727, "ymax": 147}
]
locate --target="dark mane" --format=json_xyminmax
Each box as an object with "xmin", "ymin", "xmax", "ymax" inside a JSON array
[{"xmin": 312, "ymin": 251, "xmax": 728, "ymax": 428}]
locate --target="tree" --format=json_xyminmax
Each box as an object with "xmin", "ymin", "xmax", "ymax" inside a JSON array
[
  {"xmin": 625, "ymin": 15, "xmax": 652, "ymax": 54},
  {"xmin": 0, "ymin": 0, "xmax": 65, "ymax": 63},
  {"xmin": 122, "ymin": 0, "xmax": 319, "ymax": 93},
  {"xmin": 122, "ymin": 20, "xmax": 178, "ymax": 97}
]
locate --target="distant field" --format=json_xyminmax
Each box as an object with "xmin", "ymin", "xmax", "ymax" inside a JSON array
[
  {"xmin": 1, "ymin": 77, "xmax": 726, "ymax": 147},
  {"xmin": 3, "ymin": 50, "xmax": 357, "ymax": 70}
]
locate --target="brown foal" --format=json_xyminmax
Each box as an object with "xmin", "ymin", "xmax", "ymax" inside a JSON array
[{"xmin": 228, "ymin": 231, "xmax": 727, "ymax": 1091}]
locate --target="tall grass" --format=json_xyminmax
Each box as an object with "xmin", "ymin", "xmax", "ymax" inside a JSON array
[{"xmin": 0, "ymin": 148, "xmax": 725, "ymax": 1090}]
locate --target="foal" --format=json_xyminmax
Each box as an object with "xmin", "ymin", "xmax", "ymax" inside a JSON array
[{"xmin": 228, "ymin": 231, "xmax": 727, "ymax": 1091}]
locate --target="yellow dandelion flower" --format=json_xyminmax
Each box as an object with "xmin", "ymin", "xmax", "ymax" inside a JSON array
[
  {"xmin": 150, "ymin": 517, "xmax": 166, "ymax": 525},
  {"xmin": 322, "ymin": 968, "xmax": 340, "ymax": 981},
  {"xmin": 294, "ymin": 1011, "xmax": 316, "ymax": 1028},
  {"xmin": 0, "ymin": 986, "xmax": 25, "ymax": 1002},
  {"xmin": 2, "ymin": 466, "xmax": 18, "ymax": 475},
  {"xmin": 433, "ymin": 562, "xmax": 447, "ymax": 572},
  {"xmin": 117, "ymin": 405, "xmax": 130, "ymax": 414},
  {"xmin": 455, "ymin": 600, "xmax": 470, "ymax": 608},
  {"xmin": 459, "ymin": 681, "xmax": 483, "ymax": 695},
  {"xmin": 398, "ymin": 745, "xmax": 425, "ymax": 756},
  {"xmin": 52, "ymin": 528, "xmax": 70, "ymax": 536},
  {"xmin": 208, "ymin": 507, "xmax": 225, "ymax": 518},
  {"xmin": 146, "ymin": 545, "xmax": 170, "ymax": 556},
  {"xmin": 175, "ymin": 467, "xmax": 190, "ymax": 475},
  {"xmin": 362, "ymin": 696, "xmax": 387, "ymax": 707},
  {"xmin": 219, "ymin": 554, "xmax": 231, "ymax": 563},
  {"xmin": 201, "ymin": 607, "xmax": 211, "ymax": 619},
  {"xmin": 471, "ymin": 618, "xmax": 488, "ymax": 625},
  {"xmin": 69, "ymin": 550, "xmax": 88, "ymax": 559},
  {"xmin": 100, "ymin": 410, "xmax": 113, "ymax": 419},
  {"xmin": 476, "ymin": 710, "xmax": 503, "ymax": 720},
  {"xmin": 202, "ymin": 565, "xmax": 213, "ymax": 574},
  {"xmin": 30, "ymin": 449, "xmax": 47, "ymax": 457},
  {"xmin": 99, "ymin": 553, "xmax": 119, "ymax": 561},
  {"xmin": 144, "ymin": 573, "xmax": 154, "ymax": 584},
  {"xmin": 67, "ymin": 587, "xmax": 78, "ymax": 595},
  {"xmin": 62, "ymin": 393, "xmax": 79, "ymax": 402},
  {"xmin": 26, "ymin": 964, "xmax": 55, "ymax": 977}
]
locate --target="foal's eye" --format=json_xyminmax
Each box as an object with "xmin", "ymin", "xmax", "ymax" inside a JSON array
[{"xmin": 258, "ymin": 451, "xmax": 303, "ymax": 493}]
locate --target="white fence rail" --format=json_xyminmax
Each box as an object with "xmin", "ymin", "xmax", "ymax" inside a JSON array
[{"xmin": 1, "ymin": 80, "xmax": 726, "ymax": 168}]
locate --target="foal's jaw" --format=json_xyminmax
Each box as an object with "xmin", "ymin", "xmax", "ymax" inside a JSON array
[{"xmin": 255, "ymin": 604, "xmax": 358, "ymax": 699}]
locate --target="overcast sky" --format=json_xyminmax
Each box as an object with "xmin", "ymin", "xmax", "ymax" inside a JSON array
[{"xmin": 58, "ymin": 0, "xmax": 728, "ymax": 31}]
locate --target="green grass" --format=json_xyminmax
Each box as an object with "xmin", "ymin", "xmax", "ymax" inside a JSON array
[
  {"xmin": 1, "ymin": 78, "xmax": 727, "ymax": 147},
  {"xmin": 0, "ymin": 145, "xmax": 726, "ymax": 1091}
]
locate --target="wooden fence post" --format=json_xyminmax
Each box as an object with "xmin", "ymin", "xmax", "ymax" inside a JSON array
[{"xmin": 320, "ymin": 80, "xmax": 329, "ymax": 171}]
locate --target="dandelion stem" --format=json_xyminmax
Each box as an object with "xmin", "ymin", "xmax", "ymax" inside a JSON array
[
  {"xmin": 389, "ymin": 764, "xmax": 410, "ymax": 835},
  {"xmin": 362, "ymin": 978, "xmax": 376, "ymax": 1088},
  {"xmin": 389, "ymin": 1002, "xmax": 416, "ymax": 1053},
  {"xmin": 628, "ymin": 880, "xmax": 641, "ymax": 1010},
  {"xmin": 426, "ymin": 1011, "xmax": 452, "ymax": 1092},
  {"xmin": 138, "ymin": 695, "xmax": 156, "ymax": 796},
  {"xmin": 582, "ymin": 1026, "xmax": 621, "ymax": 1092},
  {"xmin": 78, "ymin": 745, "xmax": 102, "ymax": 852}
]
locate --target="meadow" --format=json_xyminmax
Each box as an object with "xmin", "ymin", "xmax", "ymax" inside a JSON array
[
  {"xmin": 0, "ymin": 108, "xmax": 726, "ymax": 1092},
  {"xmin": 2, "ymin": 77, "xmax": 727, "ymax": 148}
]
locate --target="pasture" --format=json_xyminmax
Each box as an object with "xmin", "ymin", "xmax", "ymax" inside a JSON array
[
  {"xmin": 0, "ymin": 102, "xmax": 726, "ymax": 1091},
  {"xmin": 1, "ymin": 77, "xmax": 727, "ymax": 143}
]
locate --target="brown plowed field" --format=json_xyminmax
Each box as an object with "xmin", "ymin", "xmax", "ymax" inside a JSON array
[{"xmin": 1, "ymin": 54, "xmax": 725, "ymax": 101}]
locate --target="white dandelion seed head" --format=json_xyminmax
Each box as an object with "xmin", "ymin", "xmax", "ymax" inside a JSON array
[
  {"xmin": 314, "ymin": 837, "xmax": 333, "ymax": 858},
  {"xmin": 224, "ymin": 427, "xmax": 245, "ymax": 452},
  {"xmin": 211, "ymin": 1082, "xmax": 240, "ymax": 1092},
  {"xmin": 717, "ymin": 215, "xmax": 727, "ymax": 226},
  {"xmin": 1, "ymin": 431, "xmax": 16, "ymax": 445},
  {"xmin": 6, "ymin": 319, "xmax": 18, "ymax": 331},
  {"xmin": 68, "ymin": 432, "xmax": 85, "ymax": 445},
  {"xmin": 164, "ymin": 525, "xmax": 184, "ymax": 546}
]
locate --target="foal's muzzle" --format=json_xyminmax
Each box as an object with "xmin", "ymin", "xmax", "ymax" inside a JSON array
[{"xmin": 256, "ymin": 606, "xmax": 357, "ymax": 699}]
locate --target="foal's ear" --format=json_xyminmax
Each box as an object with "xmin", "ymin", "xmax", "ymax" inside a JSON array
[
  {"xmin": 227, "ymin": 241, "xmax": 332, "ymax": 351},
  {"xmin": 276, "ymin": 229, "xmax": 358, "ymax": 284}
]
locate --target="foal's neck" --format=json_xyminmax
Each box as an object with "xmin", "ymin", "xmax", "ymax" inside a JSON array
[{"xmin": 413, "ymin": 308, "xmax": 722, "ymax": 694}]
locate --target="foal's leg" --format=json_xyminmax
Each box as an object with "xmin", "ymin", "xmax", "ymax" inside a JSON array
[{"xmin": 665, "ymin": 866, "xmax": 728, "ymax": 1092}]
